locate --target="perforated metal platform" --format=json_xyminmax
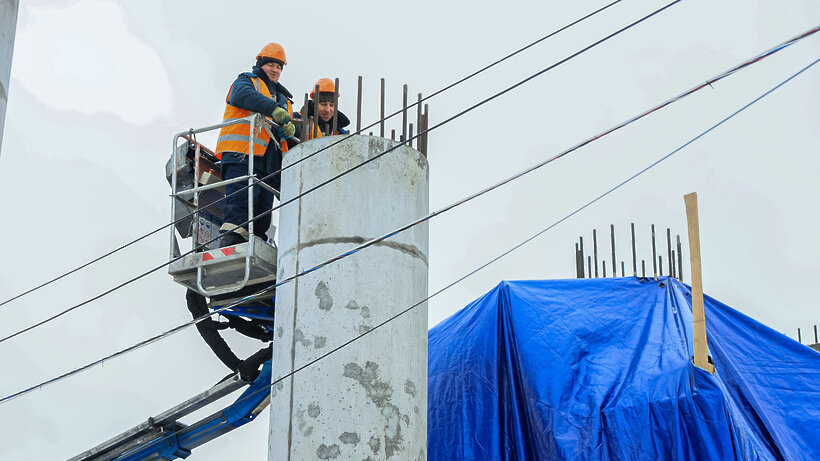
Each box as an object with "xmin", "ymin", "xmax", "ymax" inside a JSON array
[{"xmin": 168, "ymin": 236, "xmax": 278, "ymax": 296}]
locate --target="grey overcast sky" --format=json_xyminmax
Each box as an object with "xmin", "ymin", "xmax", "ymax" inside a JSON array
[{"xmin": 1, "ymin": 0, "xmax": 818, "ymax": 459}]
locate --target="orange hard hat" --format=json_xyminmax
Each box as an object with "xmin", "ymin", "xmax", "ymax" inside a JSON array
[
  {"xmin": 257, "ymin": 43, "xmax": 287, "ymax": 66},
  {"xmin": 310, "ymin": 78, "xmax": 338, "ymax": 99}
]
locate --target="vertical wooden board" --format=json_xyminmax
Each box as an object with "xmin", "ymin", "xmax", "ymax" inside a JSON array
[{"xmin": 685, "ymin": 192, "xmax": 714, "ymax": 373}]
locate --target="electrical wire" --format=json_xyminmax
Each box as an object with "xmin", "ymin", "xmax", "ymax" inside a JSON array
[
  {"xmin": 2, "ymin": 30, "xmax": 815, "ymax": 405},
  {"xmin": 93, "ymin": 56, "xmax": 820, "ymax": 448},
  {"xmin": 0, "ymin": 1, "xmax": 681, "ymax": 344},
  {"xmin": 0, "ymin": 0, "xmax": 623, "ymax": 309}
]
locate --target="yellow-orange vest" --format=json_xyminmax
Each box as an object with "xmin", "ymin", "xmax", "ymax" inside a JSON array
[
  {"xmin": 215, "ymin": 77, "xmax": 292, "ymax": 159},
  {"xmin": 302, "ymin": 121, "xmax": 324, "ymax": 141},
  {"xmin": 301, "ymin": 120, "xmax": 345, "ymax": 141}
]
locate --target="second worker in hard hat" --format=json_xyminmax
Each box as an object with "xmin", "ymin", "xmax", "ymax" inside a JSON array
[
  {"xmin": 215, "ymin": 43, "xmax": 296, "ymax": 247},
  {"xmin": 296, "ymin": 78, "xmax": 350, "ymax": 139}
]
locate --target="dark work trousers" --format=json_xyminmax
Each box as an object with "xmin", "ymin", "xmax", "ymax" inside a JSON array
[{"xmin": 220, "ymin": 147, "xmax": 282, "ymax": 240}]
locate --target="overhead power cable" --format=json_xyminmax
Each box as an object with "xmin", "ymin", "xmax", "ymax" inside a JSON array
[
  {"xmin": 2, "ymin": 30, "xmax": 815, "ymax": 405},
  {"xmin": 79, "ymin": 56, "xmax": 820, "ymax": 440},
  {"xmin": 0, "ymin": 0, "xmax": 623, "ymax": 309},
  {"xmin": 0, "ymin": 1, "xmax": 679, "ymax": 344}
]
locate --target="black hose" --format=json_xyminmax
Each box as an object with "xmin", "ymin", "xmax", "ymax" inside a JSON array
[{"xmin": 186, "ymin": 289, "xmax": 241, "ymax": 371}]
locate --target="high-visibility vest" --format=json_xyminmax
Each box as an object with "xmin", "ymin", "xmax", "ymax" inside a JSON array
[
  {"xmin": 215, "ymin": 77, "xmax": 292, "ymax": 159},
  {"xmin": 303, "ymin": 121, "xmax": 324, "ymax": 141},
  {"xmin": 301, "ymin": 120, "xmax": 345, "ymax": 141}
]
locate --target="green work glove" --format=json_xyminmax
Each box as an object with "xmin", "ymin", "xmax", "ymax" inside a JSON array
[
  {"xmin": 280, "ymin": 122, "xmax": 296, "ymax": 139},
  {"xmin": 271, "ymin": 106, "xmax": 291, "ymax": 124}
]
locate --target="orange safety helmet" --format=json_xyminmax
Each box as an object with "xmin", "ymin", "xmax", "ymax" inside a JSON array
[
  {"xmin": 310, "ymin": 78, "xmax": 339, "ymax": 99},
  {"xmin": 257, "ymin": 43, "xmax": 287, "ymax": 66}
]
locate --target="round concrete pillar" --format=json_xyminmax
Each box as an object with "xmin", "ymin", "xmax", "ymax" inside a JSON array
[
  {"xmin": 270, "ymin": 135, "xmax": 429, "ymax": 460},
  {"xmin": 0, "ymin": 0, "xmax": 20, "ymax": 154}
]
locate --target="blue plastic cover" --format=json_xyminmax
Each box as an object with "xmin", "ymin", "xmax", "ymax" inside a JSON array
[{"xmin": 428, "ymin": 277, "xmax": 820, "ymax": 460}]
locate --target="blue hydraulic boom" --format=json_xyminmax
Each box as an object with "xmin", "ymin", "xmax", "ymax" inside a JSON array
[
  {"xmin": 70, "ymin": 128, "xmax": 284, "ymax": 460},
  {"xmin": 69, "ymin": 361, "xmax": 272, "ymax": 461}
]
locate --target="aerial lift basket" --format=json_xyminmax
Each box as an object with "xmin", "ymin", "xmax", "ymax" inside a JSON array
[{"xmin": 166, "ymin": 114, "xmax": 281, "ymax": 296}]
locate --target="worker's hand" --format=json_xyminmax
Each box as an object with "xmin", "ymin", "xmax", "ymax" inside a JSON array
[
  {"xmin": 271, "ymin": 106, "xmax": 291, "ymax": 124},
  {"xmin": 279, "ymin": 122, "xmax": 296, "ymax": 139}
]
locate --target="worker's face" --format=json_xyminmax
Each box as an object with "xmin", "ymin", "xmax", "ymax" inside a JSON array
[
  {"xmin": 318, "ymin": 101, "xmax": 335, "ymax": 122},
  {"xmin": 261, "ymin": 62, "xmax": 282, "ymax": 82}
]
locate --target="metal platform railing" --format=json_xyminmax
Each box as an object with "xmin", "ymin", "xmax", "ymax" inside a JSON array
[{"xmin": 168, "ymin": 113, "xmax": 290, "ymax": 296}]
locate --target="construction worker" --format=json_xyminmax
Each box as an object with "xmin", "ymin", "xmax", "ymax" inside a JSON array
[
  {"xmin": 296, "ymin": 78, "xmax": 350, "ymax": 139},
  {"xmin": 215, "ymin": 43, "xmax": 296, "ymax": 247}
]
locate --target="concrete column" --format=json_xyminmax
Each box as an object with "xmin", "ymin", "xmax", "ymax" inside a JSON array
[
  {"xmin": 0, "ymin": 0, "xmax": 19, "ymax": 155},
  {"xmin": 270, "ymin": 135, "xmax": 429, "ymax": 460}
]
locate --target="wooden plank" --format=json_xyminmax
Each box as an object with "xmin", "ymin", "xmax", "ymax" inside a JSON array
[{"xmin": 684, "ymin": 192, "xmax": 714, "ymax": 373}]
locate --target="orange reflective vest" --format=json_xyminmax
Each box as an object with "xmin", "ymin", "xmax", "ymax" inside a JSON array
[
  {"xmin": 302, "ymin": 121, "xmax": 324, "ymax": 141},
  {"xmin": 300, "ymin": 119, "xmax": 346, "ymax": 141},
  {"xmin": 215, "ymin": 77, "xmax": 292, "ymax": 159}
]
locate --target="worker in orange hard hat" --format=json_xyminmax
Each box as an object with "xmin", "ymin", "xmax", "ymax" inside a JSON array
[
  {"xmin": 295, "ymin": 77, "xmax": 350, "ymax": 140},
  {"xmin": 215, "ymin": 43, "xmax": 296, "ymax": 248}
]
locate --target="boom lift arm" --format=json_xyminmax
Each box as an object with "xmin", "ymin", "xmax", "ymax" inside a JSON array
[{"xmin": 69, "ymin": 361, "xmax": 272, "ymax": 461}]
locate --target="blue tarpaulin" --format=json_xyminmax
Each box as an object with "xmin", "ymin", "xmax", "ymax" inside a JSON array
[{"xmin": 428, "ymin": 277, "xmax": 820, "ymax": 460}]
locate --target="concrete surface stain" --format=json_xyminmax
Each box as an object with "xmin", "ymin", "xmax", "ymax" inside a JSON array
[
  {"xmin": 368, "ymin": 436, "xmax": 381, "ymax": 454},
  {"xmin": 315, "ymin": 281, "xmax": 333, "ymax": 311},
  {"xmin": 294, "ymin": 329, "xmax": 313, "ymax": 347},
  {"xmin": 308, "ymin": 402, "xmax": 321, "ymax": 418},
  {"xmin": 404, "ymin": 380, "xmax": 416, "ymax": 397},
  {"xmin": 345, "ymin": 300, "xmax": 360, "ymax": 310},
  {"xmin": 317, "ymin": 443, "xmax": 341, "ymax": 459},
  {"xmin": 343, "ymin": 362, "xmax": 407, "ymax": 458},
  {"xmin": 339, "ymin": 432, "xmax": 360, "ymax": 445}
]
